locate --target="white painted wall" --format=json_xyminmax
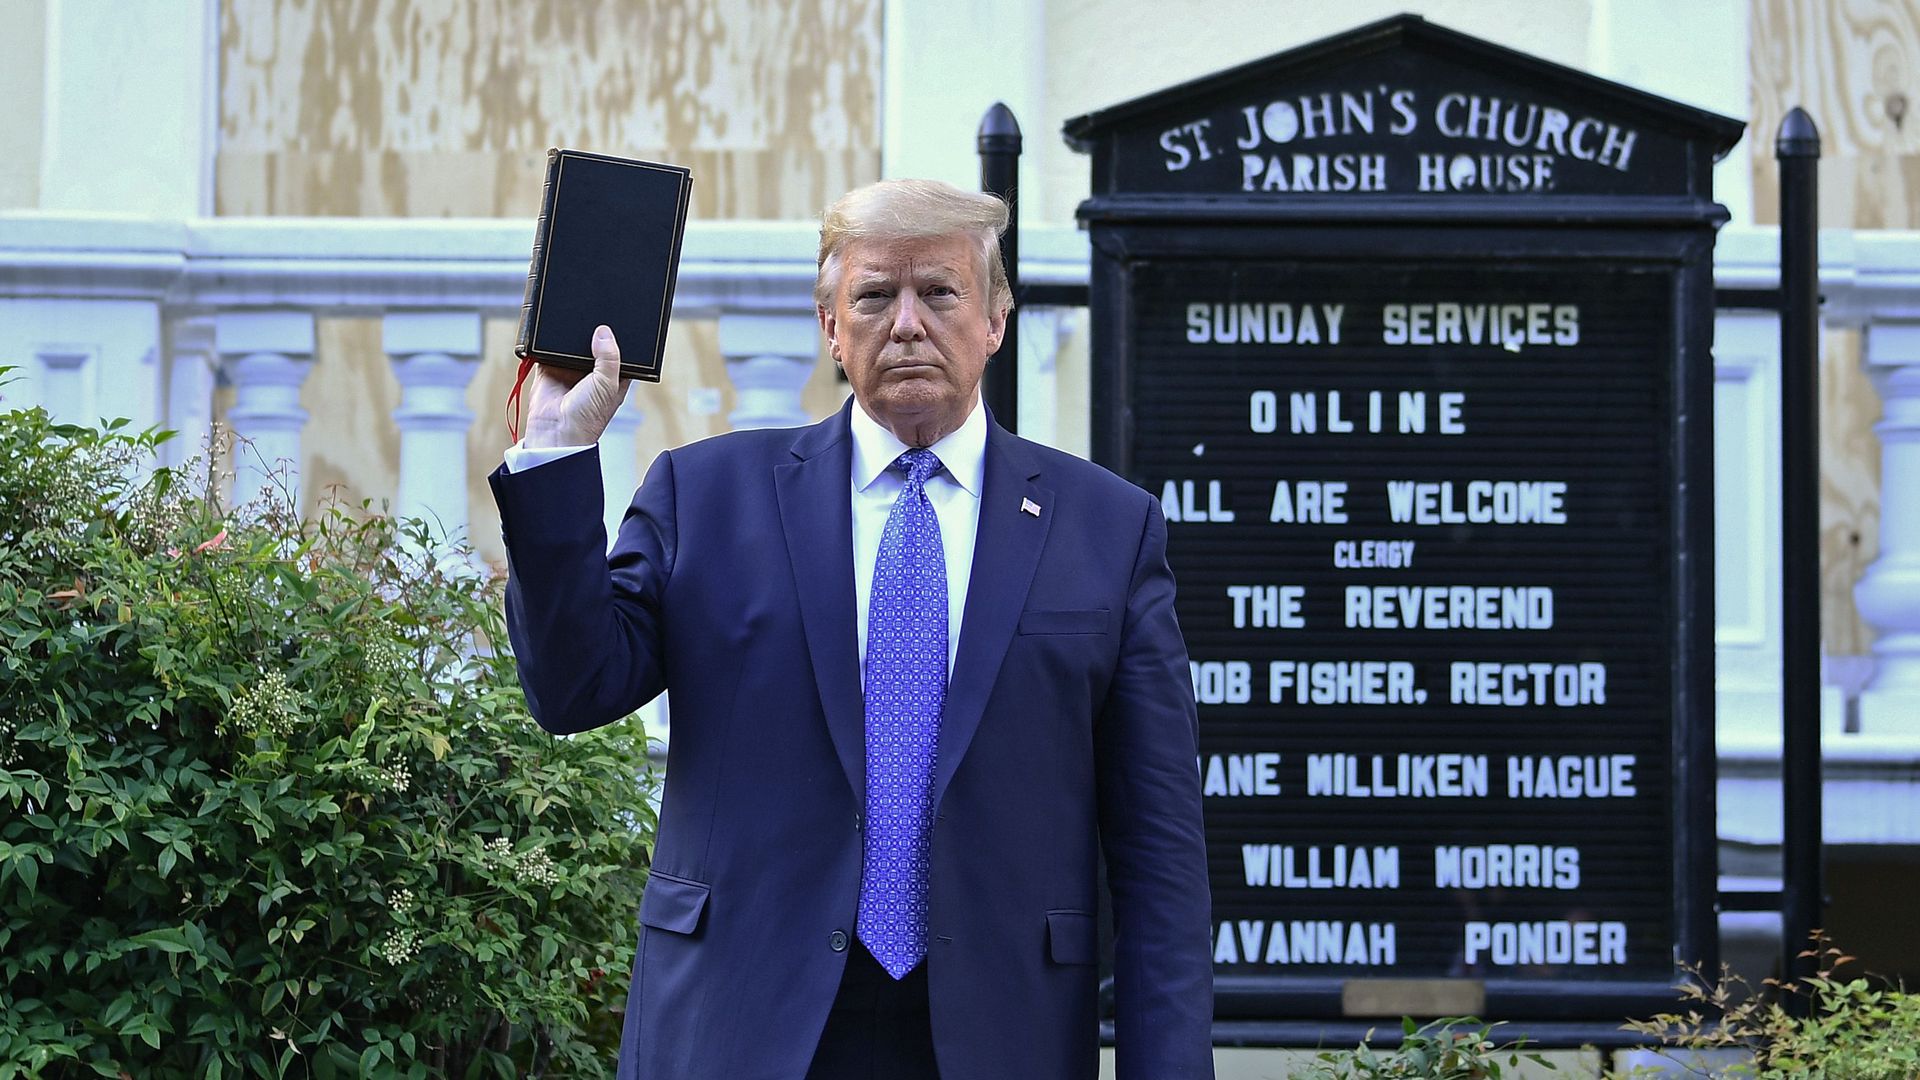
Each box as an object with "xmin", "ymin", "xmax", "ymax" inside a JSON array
[
  {"xmin": 882, "ymin": 0, "xmax": 1048, "ymax": 228},
  {"xmin": 38, "ymin": 0, "xmax": 217, "ymax": 218},
  {"xmin": 1587, "ymin": 0, "xmax": 1753, "ymax": 225}
]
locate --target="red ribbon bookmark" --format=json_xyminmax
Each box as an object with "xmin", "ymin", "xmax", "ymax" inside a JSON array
[{"xmin": 506, "ymin": 356, "xmax": 535, "ymax": 442}]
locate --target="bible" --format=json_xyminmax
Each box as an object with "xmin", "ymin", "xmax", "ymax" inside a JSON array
[{"xmin": 515, "ymin": 149, "xmax": 693, "ymax": 382}]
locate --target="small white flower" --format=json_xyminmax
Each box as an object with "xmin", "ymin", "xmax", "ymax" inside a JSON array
[
  {"xmin": 224, "ymin": 669, "xmax": 299, "ymax": 737},
  {"xmin": 378, "ymin": 762, "xmax": 411, "ymax": 793},
  {"xmin": 515, "ymin": 847, "xmax": 558, "ymax": 888},
  {"xmin": 365, "ymin": 639, "xmax": 410, "ymax": 680},
  {"xmin": 378, "ymin": 928, "xmax": 421, "ymax": 966}
]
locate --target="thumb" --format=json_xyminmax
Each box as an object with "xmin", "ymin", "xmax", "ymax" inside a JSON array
[{"xmin": 591, "ymin": 325, "xmax": 625, "ymax": 385}]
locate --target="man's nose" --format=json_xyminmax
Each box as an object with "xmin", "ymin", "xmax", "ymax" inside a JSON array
[{"xmin": 891, "ymin": 295, "xmax": 928, "ymax": 341}]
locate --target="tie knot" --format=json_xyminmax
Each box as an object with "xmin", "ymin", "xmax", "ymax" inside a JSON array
[{"xmin": 891, "ymin": 448, "xmax": 943, "ymax": 487}]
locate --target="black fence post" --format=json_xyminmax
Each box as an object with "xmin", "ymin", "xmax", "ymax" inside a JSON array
[
  {"xmin": 979, "ymin": 102, "xmax": 1022, "ymax": 433},
  {"xmin": 1776, "ymin": 105, "xmax": 1822, "ymax": 1011}
]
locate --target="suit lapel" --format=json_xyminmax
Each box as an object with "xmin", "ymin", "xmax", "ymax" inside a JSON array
[
  {"xmin": 775, "ymin": 404, "xmax": 866, "ymax": 803},
  {"xmin": 934, "ymin": 421, "xmax": 1051, "ymax": 812}
]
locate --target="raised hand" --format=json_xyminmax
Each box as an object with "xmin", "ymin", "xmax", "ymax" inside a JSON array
[{"xmin": 521, "ymin": 324, "xmax": 632, "ymax": 448}]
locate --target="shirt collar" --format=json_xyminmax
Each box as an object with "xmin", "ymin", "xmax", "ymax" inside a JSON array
[{"xmin": 849, "ymin": 395, "xmax": 987, "ymax": 498}]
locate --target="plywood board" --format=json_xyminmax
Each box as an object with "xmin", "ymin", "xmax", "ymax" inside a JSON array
[{"xmin": 217, "ymin": 0, "xmax": 882, "ymax": 219}]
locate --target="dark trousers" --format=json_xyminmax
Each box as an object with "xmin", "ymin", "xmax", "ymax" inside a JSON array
[{"xmin": 805, "ymin": 943, "xmax": 939, "ymax": 1079}]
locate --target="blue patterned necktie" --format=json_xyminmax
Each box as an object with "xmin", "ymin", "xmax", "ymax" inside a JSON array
[{"xmin": 856, "ymin": 448, "xmax": 947, "ymax": 979}]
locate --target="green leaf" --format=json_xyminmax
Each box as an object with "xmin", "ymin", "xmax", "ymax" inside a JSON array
[
  {"xmin": 129, "ymin": 927, "xmax": 193, "ymax": 954},
  {"xmin": 0, "ymin": 405, "xmax": 656, "ymax": 1072}
]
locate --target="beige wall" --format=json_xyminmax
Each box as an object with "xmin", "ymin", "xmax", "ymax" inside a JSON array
[
  {"xmin": 216, "ymin": 0, "xmax": 881, "ymax": 219},
  {"xmin": 0, "ymin": 0, "xmax": 46, "ymax": 209},
  {"xmin": 1750, "ymin": 0, "xmax": 1920, "ymax": 230},
  {"xmin": 210, "ymin": 0, "xmax": 879, "ymax": 567},
  {"xmin": 1749, "ymin": 0, "xmax": 1917, "ymax": 658}
]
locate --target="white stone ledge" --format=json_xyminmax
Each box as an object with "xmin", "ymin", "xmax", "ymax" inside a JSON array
[
  {"xmin": 0, "ymin": 214, "xmax": 1093, "ymax": 307},
  {"xmin": 0, "ymin": 212, "xmax": 191, "ymax": 251},
  {"xmin": 12, "ymin": 216, "xmax": 1920, "ymax": 314},
  {"xmin": 1720, "ymin": 775, "xmax": 1920, "ymax": 846},
  {"xmin": 1719, "ymin": 732, "xmax": 1920, "ymax": 846},
  {"xmin": 1719, "ymin": 732, "xmax": 1920, "ymax": 766}
]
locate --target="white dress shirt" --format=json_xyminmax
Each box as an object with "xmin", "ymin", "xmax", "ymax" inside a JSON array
[
  {"xmin": 848, "ymin": 399, "xmax": 984, "ymax": 678},
  {"xmin": 501, "ymin": 398, "xmax": 988, "ymax": 677}
]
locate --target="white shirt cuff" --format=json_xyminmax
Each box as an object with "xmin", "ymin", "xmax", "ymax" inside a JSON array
[{"xmin": 502, "ymin": 442, "xmax": 594, "ymax": 474}]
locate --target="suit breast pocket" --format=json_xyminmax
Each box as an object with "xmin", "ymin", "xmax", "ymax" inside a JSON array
[{"xmin": 1017, "ymin": 608, "xmax": 1110, "ymax": 636}]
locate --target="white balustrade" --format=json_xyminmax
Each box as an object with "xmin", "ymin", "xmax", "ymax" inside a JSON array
[
  {"xmin": 163, "ymin": 318, "xmax": 217, "ymax": 470},
  {"xmin": 719, "ymin": 311, "xmax": 820, "ymax": 430},
  {"xmin": 601, "ymin": 396, "xmax": 643, "ymax": 549},
  {"xmin": 3, "ymin": 214, "xmax": 1920, "ymax": 834},
  {"xmin": 1015, "ymin": 306, "xmax": 1074, "ymax": 449},
  {"xmin": 215, "ymin": 310, "xmax": 315, "ymax": 513},
  {"xmin": 384, "ymin": 311, "xmax": 481, "ymax": 541},
  {"xmin": 1856, "ymin": 323, "xmax": 1920, "ymax": 735}
]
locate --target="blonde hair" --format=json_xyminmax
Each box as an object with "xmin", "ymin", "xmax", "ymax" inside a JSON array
[{"xmin": 814, "ymin": 179, "xmax": 1013, "ymax": 317}]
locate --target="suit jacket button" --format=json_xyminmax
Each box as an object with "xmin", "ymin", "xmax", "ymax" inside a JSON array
[{"xmin": 829, "ymin": 930, "xmax": 848, "ymax": 952}]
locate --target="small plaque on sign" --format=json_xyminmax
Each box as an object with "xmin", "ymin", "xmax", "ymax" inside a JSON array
[{"xmin": 1341, "ymin": 979, "xmax": 1486, "ymax": 1019}]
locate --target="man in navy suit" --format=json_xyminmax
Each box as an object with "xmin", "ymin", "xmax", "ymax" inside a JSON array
[{"xmin": 490, "ymin": 179, "xmax": 1212, "ymax": 1079}]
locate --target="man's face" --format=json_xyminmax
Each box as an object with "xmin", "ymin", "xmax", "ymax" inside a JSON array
[{"xmin": 818, "ymin": 232, "xmax": 1006, "ymax": 446}]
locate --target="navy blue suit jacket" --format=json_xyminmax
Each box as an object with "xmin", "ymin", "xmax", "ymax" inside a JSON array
[{"xmin": 489, "ymin": 402, "xmax": 1213, "ymax": 1080}]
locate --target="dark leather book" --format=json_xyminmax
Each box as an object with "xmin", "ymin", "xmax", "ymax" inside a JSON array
[{"xmin": 515, "ymin": 149, "xmax": 692, "ymax": 382}]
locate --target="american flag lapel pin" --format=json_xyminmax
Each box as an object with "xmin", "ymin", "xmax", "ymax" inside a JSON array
[{"xmin": 1020, "ymin": 497, "xmax": 1042, "ymax": 517}]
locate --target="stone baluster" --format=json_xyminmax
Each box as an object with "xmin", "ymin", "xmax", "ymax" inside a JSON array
[
  {"xmin": 215, "ymin": 311, "xmax": 315, "ymax": 514},
  {"xmin": 720, "ymin": 312, "xmax": 821, "ymax": 430},
  {"xmin": 600, "ymin": 396, "xmax": 642, "ymax": 550},
  {"xmin": 1856, "ymin": 321, "xmax": 1920, "ymax": 734},
  {"xmin": 384, "ymin": 312, "xmax": 481, "ymax": 546},
  {"xmin": 163, "ymin": 319, "xmax": 217, "ymax": 471},
  {"xmin": 1015, "ymin": 306, "xmax": 1076, "ymax": 448},
  {"xmin": 598, "ymin": 394, "xmax": 649, "ymax": 735}
]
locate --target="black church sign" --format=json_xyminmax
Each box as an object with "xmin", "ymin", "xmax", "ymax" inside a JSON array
[{"xmin": 1066, "ymin": 15, "xmax": 1743, "ymax": 1045}]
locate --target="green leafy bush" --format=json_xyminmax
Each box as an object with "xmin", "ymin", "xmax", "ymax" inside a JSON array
[
  {"xmin": 0, "ymin": 394, "xmax": 655, "ymax": 1078},
  {"xmin": 1620, "ymin": 942, "xmax": 1920, "ymax": 1079},
  {"xmin": 1294, "ymin": 1017, "xmax": 1554, "ymax": 1079}
]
